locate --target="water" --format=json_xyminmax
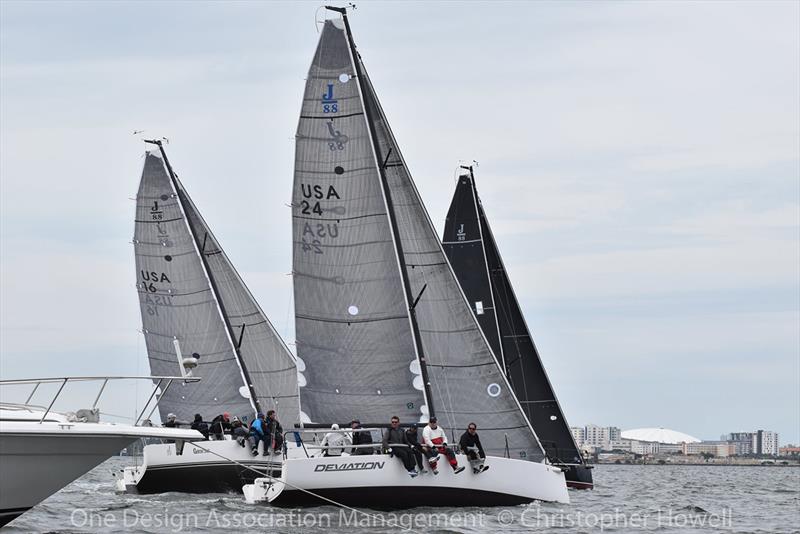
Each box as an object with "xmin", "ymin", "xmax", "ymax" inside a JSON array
[{"xmin": 6, "ymin": 459, "xmax": 799, "ymax": 533}]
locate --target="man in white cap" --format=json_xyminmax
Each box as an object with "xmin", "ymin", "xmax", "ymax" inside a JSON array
[
  {"xmin": 422, "ymin": 416, "xmax": 464, "ymax": 475},
  {"xmin": 321, "ymin": 423, "xmax": 350, "ymax": 456}
]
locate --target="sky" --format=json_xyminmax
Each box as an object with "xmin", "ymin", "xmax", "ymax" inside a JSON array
[{"xmin": 1, "ymin": 1, "xmax": 798, "ymax": 444}]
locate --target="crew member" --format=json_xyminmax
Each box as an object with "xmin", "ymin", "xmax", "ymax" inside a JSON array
[
  {"xmin": 459, "ymin": 422, "xmax": 488, "ymax": 474},
  {"xmin": 321, "ymin": 423, "xmax": 350, "ymax": 457},
  {"xmin": 190, "ymin": 414, "xmax": 209, "ymax": 440},
  {"xmin": 382, "ymin": 416, "xmax": 418, "ymax": 477},
  {"xmin": 249, "ymin": 413, "xmax": 267, "ymax": 456},
  {"xmin": 210, "ymin": 412, "xmax": 232, "ymax": 440},
  {"xmin": 405, "ymin": 425, "xmax": 428, "ymax": 473},
  {"xmin": 350, "ymin": 419, "xmax": 374, "ymax": 455},
  {"xmin": 265, "ymin": 410, "xmax": 283, "ymax": 455},
  {"xmin": 422, "ymin": 416, "xmax": 464, "ymax": 474}
]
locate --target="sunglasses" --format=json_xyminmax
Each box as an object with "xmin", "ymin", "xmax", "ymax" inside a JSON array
[{"xmin": 468, "ymin": 427, "xmax": 476, "ymax": 430}]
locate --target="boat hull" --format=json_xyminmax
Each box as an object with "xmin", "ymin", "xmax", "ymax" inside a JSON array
[
  {"xmin": 0, "ymin": 421, "xmax": 199, "ymax": 526},
  {"xmin": 243, "ymin": 453, "xmax": 569, "ymax": 508},
  {"xmin": 564, "ymin": 464, "xmax": 594, "ymax": 489},
  {"xmin": 121, "ymin": 440, "xmax": 282, "ymax": 494},
  {"xmin": 0, "ymin": 431, "xmax": 135, "ymax": 526}
]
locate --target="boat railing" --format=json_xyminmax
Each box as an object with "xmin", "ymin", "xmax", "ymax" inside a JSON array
[
  {"xmin": 282, "ymin": 426, "xmax": 412, "ymax": 459},
  {"xmin": 0, "ymin": 375, "xmax": 200, "ymax": 425}
]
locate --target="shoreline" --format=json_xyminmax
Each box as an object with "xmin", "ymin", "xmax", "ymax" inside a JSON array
[{"xmin": 592, "ymin": 462, "xmax": 800, "ymax": 467}]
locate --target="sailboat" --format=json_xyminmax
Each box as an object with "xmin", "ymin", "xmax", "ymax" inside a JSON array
[
  {"xmin": 242, "ymin": 8, "xmax": 568, "ymax": 507},
  {"xmin": 119, "ymin": 140, "xmax": 301, "ymax": 493},
  {"xmin": 442, "ymin": 166, "xmax": 594, "ymax": 489}
]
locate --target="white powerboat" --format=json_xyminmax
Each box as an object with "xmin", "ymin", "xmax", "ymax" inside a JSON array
[{"xmin": 0, "ymin": 376, "xmax": 203, "ymax": 526}]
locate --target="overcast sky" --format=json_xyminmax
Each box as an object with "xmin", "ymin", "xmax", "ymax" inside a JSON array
[{"xmin": 1, "ymin": 1, "xmax": 798, "ymax": 444}]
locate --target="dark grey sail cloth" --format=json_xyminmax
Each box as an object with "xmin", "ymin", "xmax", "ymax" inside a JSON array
[
  {"xmin": 175, "ymin": 176, "xmax": 300, "ymax": 425},
  {"xmin": 134, "ymin": 151, "xmax": 253, "ymax": 423},
  {"xmin": 292, "ymin": 19, "xmax": 424, "ymax": 424},
  {"xmin": 442, "ymin": 173, "xmax": 586, "ymax": 467},
  {"xmin": 357, "ymin": 63, "xmax": 545, "ymax": 462}
]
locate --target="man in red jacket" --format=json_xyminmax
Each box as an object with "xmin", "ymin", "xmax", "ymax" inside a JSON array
[{"xmin": 422, "ymin": 416, "xmax": 464, "ymax": 475}]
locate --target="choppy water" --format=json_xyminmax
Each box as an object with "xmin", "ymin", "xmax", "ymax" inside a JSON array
[{"xmin": 5, "ymin": 459, "xmax": 799, "ymax": 533}]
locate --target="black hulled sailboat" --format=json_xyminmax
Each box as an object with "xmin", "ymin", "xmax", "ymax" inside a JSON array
[{"xmin": 442, "ymin": 166, "xmax": 594, "ymax": 489}]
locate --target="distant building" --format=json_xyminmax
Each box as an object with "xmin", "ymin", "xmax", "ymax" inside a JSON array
[
  {"xmin": 779, "ymin": 445, "xmax": 800, "ymax": 457},
  {"xmin": 683, "ymin": 441, "xmax": 731, "ymax": 457},
  {"xmin": 579, "ymin": 424, "xmax": 621, "ymax": 450},
  {"xmin": 755, "ymin": 430, "xmax": 779, "ymax": 455},
  {"xmin": 570, "ymin": 427, "xmax": 586, "ymax": 447},
  {"xmin": 568, "ymin": 425, "xmax": 623, "ymax": 451},
  {"xmin": 725, "ymin": 430, "xmax": 779, "ymax": 456},
  {"xmin": 726, "ymin": 432, "xmax": 755, "ymax": 455}
]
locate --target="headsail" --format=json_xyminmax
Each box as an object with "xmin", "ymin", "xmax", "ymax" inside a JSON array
[
  {"xmin": 134, "ymin": 145, "xmax": 299, "ymax": 425},
  {"xmin": 357, "ymin": 61, "xmax": 544, "ymax": 462},
  {"xmin": 443, "ymin": 169, "xmax": 585, "ymax": 466},
  {"xmin": 293, "ymin": 13, "xmax": 544, "ymax": 461}
]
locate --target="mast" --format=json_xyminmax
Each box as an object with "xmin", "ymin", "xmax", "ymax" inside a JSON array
[
  {"xmin": 144, "ymin": 139, "xmax": 262, "ymax": 415},
  {"xmin": 327, "ymin": 6, "xmax": 436, "ymax": 419},
  {"xmin": 462, "ymin": 165, "xmax": 507, "ymax": 374}
]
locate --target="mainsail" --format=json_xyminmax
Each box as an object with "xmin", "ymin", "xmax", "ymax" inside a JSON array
[
  {"xmin": 292, "ymin": 18, "xmax": 423, "ymax": 425},
  {"xmin": 134, "ymin": 144, "xmax": 299, "ymax": 424},
  {"xmin": 293, "ymin": 13, "xmax": 544, "ymax": 461},
  {"xmin": 442, "ymin": 168, "xmax": 586, "ymax": 467}
]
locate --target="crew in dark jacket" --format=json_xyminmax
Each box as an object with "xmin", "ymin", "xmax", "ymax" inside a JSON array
[
  {"xmin": 350, "ymin": 419, "xmax": 374, "ymax": 455},
  {"xmin": 265, "ymin": 410, "xmax": 284, "ymax": 454},
  {"xmin": 405, "ymin": 426, "xmax": 430, "ymax": 472},
  {"xmin": 459, "ymin": 422, "xmax": 488, "ymax": 474},
  {"xmin": 231, "ymin": 416, "xmax": 253, "ymax": 448},
  {"xmin": 381, "ymin": 416, "xmax": 418, "ymax": 477},
  {"xmin": 190, "ymin": 414, "xmax": 209, "ymax": 440},
  {"xmin": 210, "ymin": 413, "xmax": 232, "ymax": 440}
]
